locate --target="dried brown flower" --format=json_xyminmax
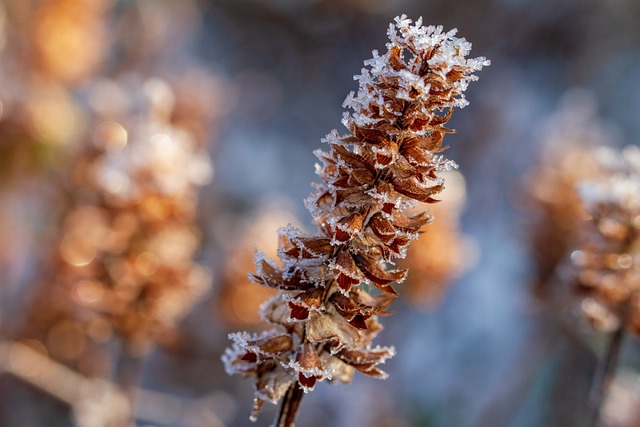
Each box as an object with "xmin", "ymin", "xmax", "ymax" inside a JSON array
[
  {"xmin": 570, "ymin": 146, "xmax": 640, "ymax": 333},
  {"xmin": 25, "ymin": 78, "xmax": 213, "ymax": 357},
  {"xmin": 523, "ymin": 94, "xmax": 607, "ymax": 297},
  {"xmin": 222, "ymin": 15, "xmax": 488, "ymax": 426}
]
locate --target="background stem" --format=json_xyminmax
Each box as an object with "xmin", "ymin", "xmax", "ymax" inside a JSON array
[
  {"xmin": 589, "ymin": 324, "xmax": 625, "ymax": 427},
  {"xmin": 115, "ymin": 342, "xmax": 144, "ymax": 424}
]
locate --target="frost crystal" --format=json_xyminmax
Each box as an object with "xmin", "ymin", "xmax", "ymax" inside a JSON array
[{"xmin": 222, "ymin": 15, "xmax": 488, "ymax": 426}]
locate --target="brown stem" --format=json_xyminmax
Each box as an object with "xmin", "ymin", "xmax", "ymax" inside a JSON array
[
  {"xmin": 589, "ymin": 322, "xmax": 626, "ymax": 427},
  {"xmin": 275, "ymin": 382, "xmax": 305, "ymax": 427},
  {"xmin": 115, "ymin": 342, "xmax": 144, "ymax": 423}
]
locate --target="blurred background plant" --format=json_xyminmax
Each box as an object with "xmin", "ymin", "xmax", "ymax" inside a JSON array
[{"xmin": 2, "ymin": 0, "xmax": 640, "ymax": 427}]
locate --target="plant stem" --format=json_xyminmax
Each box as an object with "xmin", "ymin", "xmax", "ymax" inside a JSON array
[
  {"xmin": 115, "ymin": 343, "xmax": 143, "ymax": 422},
  {"xmin": 275, "ymin": 382, "xmax": 305, "ymax": 427},
  {"xmin": 589, "ymin": 323, "xmax": 625, "ymax": 427}
]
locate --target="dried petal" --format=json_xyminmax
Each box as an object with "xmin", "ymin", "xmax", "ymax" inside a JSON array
[
  {"xmin": 306, "ymin": 308, "xmax": 361, "ymax": 350},
  {"xmin": 228, "ymin": 332, "xmax": 293, "ymax": 358},
  {"xmin": 353, "ymin": 254, "xmax": 406, "ymax": 294},
  {"xmin": 332, "ymin": 144, "xmax": 374, "ymax": 171},
  {"xmin": 352, "ymin": 289, "xmax": 395, "ymax": 316},
  {"xmin": 334, "ymin": 212, "xmax": 364, "ymax": 242},
  {"xmin": 288, "ymin": 303, "xmax": 310, "ymax": 321},
  {"xmin": 255, "ymin": 363, "xmax": 295, "ymax": 404},
  {"xmin": 337, "ymin": 346, "xmax": 396, "ymax": 379},
  {"xmin": 393, "ymin": 211, "xmax": 432, "ymax": 232},
  {"xmin": 250, "ymin": 258, "xmax": 313, "ymax": 291},
  {"xmin": 368, "ymin": 213, "xmax": 396, "ymax": 244},
  {"xmin": 330, "ymin": 292, "xmax": 371, "ymax": 329},
  {"xmin": 391, "ymin": 176, "xmax": 444, "ymax": 203},
  {"xmin": 332, "ymin": 251, "xmax": 363, "ymax": 292},
  {"xmin": 282, "ymin": 234, "xmax": 333, "ymax": 259},
  {"xmin": 284, "ymin": 343, "xmax": 332, "ymax": 392},
  {"xmin": 286, "ymin": 287, "xmax": 325, "ymax": 321}
]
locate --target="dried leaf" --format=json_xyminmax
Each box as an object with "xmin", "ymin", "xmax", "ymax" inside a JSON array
[
  {"xmin": 298, "ymin": 373, "xmax": 317, "ymax": 390},
  {"xmin": 382, "ymin": 202, "xmax": 396, "ymax": 215},
  {"xmin": 428, "ymin": 108, "xmax": 453, "ymax": 127},
  {"xmin": 330, "ymin": 173, "xmax": 352, "ymax": 189},
  {"xmin": 402, "ymin": 132, "xmax": 445, "ymax": 153},
  {"xmin": 353, "ymin": 125, "xmax": 388, "ymax": 145},
  {"xmin": 296, "ymin": 343, "xmax": 323, "ymax": 372},
  {"xmin": 336, "ymin": 273, "xmax": 360, "ymax": 292},
  {"xmin": 260, "ymin": 296, "xmax": 303, "ymax": 333},
  {"xmin": 322, "ymin": 355, "xmax": 354, "ymax": 384},
  {"xmin": 287, "ymin": 287, "xmax": 325, "ymax": 321}
]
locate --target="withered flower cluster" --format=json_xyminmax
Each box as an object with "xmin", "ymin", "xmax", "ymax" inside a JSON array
[
  {"xmin": 571, "ymin": 146, "xmax": 640, "ymax": 333},
  {"xmin": 524, "ymin": 95, "xmax": 640, "ymax": 333},
  {"xmin": 223, "ymin": 15, "xmax": 488, "ymax": 425},
  {"xmin": 26, "ymin": 79, "xmax": 213, "ymax": 357},
  {"xmin": 523, "ymin": 96, "xmax": 606, "ymax": 297}
]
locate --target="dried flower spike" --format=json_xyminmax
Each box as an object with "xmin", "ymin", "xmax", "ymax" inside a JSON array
[
  {"xmin": 523, "ymin": 93, "xmax": 607, "ymax": 297},
  {"xmin": 222, "ymin": 15, "xmax": 488, "ymax": 426},
  {"xmin": 572, "ymin": 145, "xmax": 640, "ymax": 333},
  {"xmin": 24, "ymin": 78, "xmax": 213, "ymax": 360}
]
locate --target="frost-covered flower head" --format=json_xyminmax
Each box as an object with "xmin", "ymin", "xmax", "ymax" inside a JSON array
[
  {"xmin": 571, "ymin": 145, "xmax": 640, "ymax": 332},
  {"xmin": 342, "ymin": 15, "xmax": 488, "ymax": 134},
  {"xmin": 522, "ymin": 90, "xmax": 617, "ymax": 297},
  {"xmin": 223, "ymin": 15, "xmax": 488, "ymax": 426}
]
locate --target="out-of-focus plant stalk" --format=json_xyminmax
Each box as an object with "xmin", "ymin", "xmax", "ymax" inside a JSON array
[{"xmin": 590, "ymin": 319, "xmax": 626, "ymax": 427}]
